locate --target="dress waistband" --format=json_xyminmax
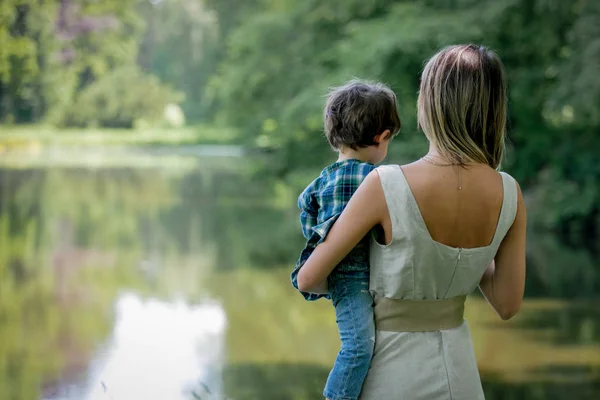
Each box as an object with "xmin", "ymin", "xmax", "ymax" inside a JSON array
[{"xmin": 374, "ymin": 295, "xmax": 467, "ymax": 332}]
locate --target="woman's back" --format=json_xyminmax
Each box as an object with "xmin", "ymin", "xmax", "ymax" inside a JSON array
[
  {"xmin": 400, "ymin": 162, "xmax": 504, "ymax": 249},
  {"xmin": 370, "ymin": 163, "xmax": 517, "ymax": 301},
  {"xmin": 360, "ymin": 164, "xmax": 518, "ymax": 399}
]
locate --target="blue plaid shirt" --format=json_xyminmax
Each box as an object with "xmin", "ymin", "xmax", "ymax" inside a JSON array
[{"xmin": 290, "ymin": 159, "xmax": 376, "ymax": 301}]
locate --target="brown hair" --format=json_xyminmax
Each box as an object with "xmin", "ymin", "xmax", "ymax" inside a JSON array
[
  {"xmin": 418, "ymin": 44, "xmax": 507, "ymax": 169},
  {"xmin": 324, "ymin": 79, "xmax": 401, "ymax": 150}
]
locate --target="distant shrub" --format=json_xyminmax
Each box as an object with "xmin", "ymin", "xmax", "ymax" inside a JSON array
[{"xmin": 58, "ymin": 67, "xmax": 184, "ymax": 128}]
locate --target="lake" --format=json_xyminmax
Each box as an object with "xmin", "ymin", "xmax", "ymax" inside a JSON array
[{"xmin": 0, "ymin": 146, "xmax": 598, "ymax": 400}]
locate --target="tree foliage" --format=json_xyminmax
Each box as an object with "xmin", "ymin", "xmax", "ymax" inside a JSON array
[
  {"xmin": 0, "ymin": 0, "xmax": 58, "ymax": 122},
  {"xmin": 138, "ymin": 0, "xmax": 219, "ymax": 121},
  {"xmin": 58, "ymin": 65, "xmax": 182, "ymax": 128},
  {"xmin": 208, "ymin": 0, "xmax": 600, "ymax": 236},
  {"xmin": 0, "ymin": 0, "xmax": 598, "ymax": 234},
  {"xmin": 0, "ymin": 0, "xmax": 179, "ymax": 127}
]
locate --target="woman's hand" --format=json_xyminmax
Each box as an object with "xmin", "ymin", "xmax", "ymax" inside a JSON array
[{"xmin": 297, "ymin": 170, "xmax": 388, "ymax": 292}]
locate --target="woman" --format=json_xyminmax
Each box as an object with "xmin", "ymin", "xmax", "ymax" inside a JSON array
[{"xmin": 297, "ymin": 44, "xmax": 526, "ymax": 399}]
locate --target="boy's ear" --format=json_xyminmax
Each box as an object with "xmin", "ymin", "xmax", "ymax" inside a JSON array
[{"xmin": 374, "ymin": 129, "xmax": 391, "ymax": 144}]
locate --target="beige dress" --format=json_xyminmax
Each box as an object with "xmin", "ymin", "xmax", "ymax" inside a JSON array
[{"xmin": 360, "ymin": 165, "xmax": 518, "ymax": 400}]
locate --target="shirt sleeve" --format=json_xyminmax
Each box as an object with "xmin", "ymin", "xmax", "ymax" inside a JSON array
[
  {"xmin": 308, "ymin": 163, "xmax": 376, "ymax": 241},
  {"xmin": 356, "ymin": 163, "xmax": 377, "ymax": 187},
  {"xmin": 298, "ymin": 181, "xmax": 319, "ymax": 240},
  {"xmin": 335, "ymin": 162, "xmax": 376, "ymax": 205}
]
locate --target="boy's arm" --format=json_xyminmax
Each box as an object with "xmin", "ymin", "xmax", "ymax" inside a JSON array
[
  {"xmin": 298, "ymin": 171, "xmax": 385, "ymax": 292},
  {"xmin": 293, "ymin": 184, "xmax": 329, "ymax": 298},
  {"xmin": 299, "ymin": 163, "xmax": 376, "ymax": 291}
]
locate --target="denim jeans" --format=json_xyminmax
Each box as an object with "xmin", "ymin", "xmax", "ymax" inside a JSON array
[{"xmin": 324, "ymin": 273, "xmax": 375, "ymax": 400}]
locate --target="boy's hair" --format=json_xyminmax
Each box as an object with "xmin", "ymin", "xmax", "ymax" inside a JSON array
[
  {"xmin": 324, "ymin": 79, "xmax": 401, "ymax": 150},
  {"xmin": 418, "ymin": 44, "xmax": 507, "ymax": 169}
]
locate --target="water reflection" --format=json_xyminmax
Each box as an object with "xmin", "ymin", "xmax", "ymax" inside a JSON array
[
  {"xmin": 511, "ymin": 302, "xmax": 600, "ymax": 346},
  {"xmin": 0, "ymin": 159, "xmax": 599, "ymax": 400},
  {"xmin": 218, "ymin": 364, "xmax": 600, "ymax": 400},
  {"xmin": 83, "ymin": 293, "xmax": 226, "ymax": 400},
  {"xmin": 482, "ymin": 371, "xmax": 600, "ymax": 400},
  {"xmin": 222, "ymin": 363, "xmax": 331, "ymax": 400},
  {"xmin": 526, "ymin": 233, "xmax": 600, "ymax": 299}
]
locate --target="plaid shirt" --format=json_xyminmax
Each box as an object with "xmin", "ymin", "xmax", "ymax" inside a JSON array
[{"xmin": 290, "ymin": 159, "xmax": 375, "ymax": 301}]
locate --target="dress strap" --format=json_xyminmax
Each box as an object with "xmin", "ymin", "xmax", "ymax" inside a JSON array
[
  {"xmin": 376, "ymin": 165, "xmax": 411, "ymax": 239},
  {"xmin": 492, "ymin": 172, "xmax": 518, "ymax": 245}
]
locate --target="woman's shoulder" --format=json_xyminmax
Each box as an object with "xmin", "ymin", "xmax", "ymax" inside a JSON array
[
  {"xmin": 366, "ymin": 164, "xmax": 409, "ymax": 208},
  {"xmin": 375, "ymin": 163, "xmax": 402, "ymax": 171},
  {"xmin": 373, "ymin": 163, "xmax": 402, "ymax": 178},
  {"xmin": 498, "ymin": 169, "xmax": 516, "ymax": 181},
  {"xmin": 497, "ymin": 170, "xmax": 522, "ymax": 199},
  {"xmin": 374, "ymin": 163, "xmax": 411, "ymax": 188}
]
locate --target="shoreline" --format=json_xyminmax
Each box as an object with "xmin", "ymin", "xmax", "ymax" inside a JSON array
[{"xmin": 0, "ymin": 125, "xmax": 238, "ymax": 149}]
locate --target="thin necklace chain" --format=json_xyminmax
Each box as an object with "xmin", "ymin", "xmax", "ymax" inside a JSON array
[{"xmin": 420, "ymin": 154, "xmax": 463, "ymax": 190}]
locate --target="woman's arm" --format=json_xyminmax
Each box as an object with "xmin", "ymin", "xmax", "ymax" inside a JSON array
[
  {"xmin": 479, "ymin": 181, "xmax": 527, "ymax": 320},
  {"xmin": 297, "ymin": 171, "xmax": 388, "ymax": 292}
]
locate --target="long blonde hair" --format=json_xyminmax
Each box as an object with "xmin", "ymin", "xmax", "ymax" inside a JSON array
[{"xmin": 418, "ymin": 44, "xmax": 507, "ymax": 169}]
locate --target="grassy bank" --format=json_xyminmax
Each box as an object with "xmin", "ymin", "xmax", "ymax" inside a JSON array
[
  {"xmin": 0, "ymin": 125, "xmax": 238, "ymax": 149},
  {"xmin": 0, "ymin": 124, "xmax": 244, "ymax": 169}
]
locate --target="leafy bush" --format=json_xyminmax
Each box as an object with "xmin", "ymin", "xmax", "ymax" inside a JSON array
[{"xmin": 58, "ymin": 67, "xmax": 183, "ymax": 128}]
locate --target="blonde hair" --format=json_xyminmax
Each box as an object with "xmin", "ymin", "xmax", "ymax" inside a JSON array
[{"xmin": 418, "ymin": 44, "xmax": 507, "ymax": 169}]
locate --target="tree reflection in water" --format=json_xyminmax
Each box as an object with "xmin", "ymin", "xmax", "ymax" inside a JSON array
[{"xmin": 0, "ymin": 162, "xmax": 598, "ymax": 400}]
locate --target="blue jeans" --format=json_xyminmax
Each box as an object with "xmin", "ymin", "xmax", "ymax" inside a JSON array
[{"xmin": 324, "ymin": 274, "xmax": 375, "ymax": 400}]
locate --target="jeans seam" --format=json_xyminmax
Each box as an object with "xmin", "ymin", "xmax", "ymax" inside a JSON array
[
  {"xmin": 340, "ymin": 279, "xmax": 358, "ymax": 397},
  {"xmin": 326, "ymin": 277, "xmax": 371, "ymax": 400}
]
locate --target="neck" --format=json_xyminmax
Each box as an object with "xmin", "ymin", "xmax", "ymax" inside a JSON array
[
  {"xmin": 426, "ymin": 144, "xmax": 485, "ymax": 167},
  {"xmin": 338, "ymin": 147, "xmax": 373, "ymax": 163},
  {"xmin": 427, "ymin": 144, "xmax": 444, "ymax": 158},
  {"xmin": 425, "ymin": 144, "xmax": 458, "ymax": 164}
]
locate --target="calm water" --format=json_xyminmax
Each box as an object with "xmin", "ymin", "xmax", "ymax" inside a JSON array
[{"xmin": 0, "ymin": 149, "xmax": 598, "ymax": 400}]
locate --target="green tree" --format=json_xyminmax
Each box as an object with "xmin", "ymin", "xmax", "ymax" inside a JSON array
[
  {"xmin": 58, "ymin": 65, "xmax": 183, "ymax": 128},
  {"xmin": 139, "ymin": 0, "xmax": 220, "ymax": 122},
  {"xmin": 207, "ymin": 0, "xmax": 599, "ymax": 236},
  {"xmin": 0, "ymin": 0, "xmax": 181, "ymax": 127},
  {"xmin": 0, "ymin": 0, "xmax": 60, "ymax": 123}
]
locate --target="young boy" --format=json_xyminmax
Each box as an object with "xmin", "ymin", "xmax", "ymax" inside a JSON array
[{"xmin": 290, "ymin": 80, "xmax": 401, "ymax": 400}]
